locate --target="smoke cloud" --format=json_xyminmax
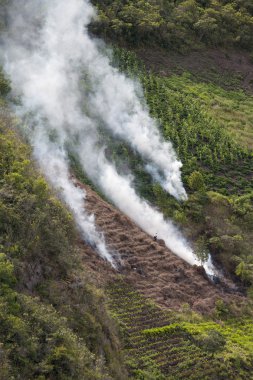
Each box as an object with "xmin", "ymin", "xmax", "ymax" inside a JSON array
[
  {"xmin": 32, "ymin": 129, "xmax": 114, "ymax": 266},
  {"xmin": 2, "ymin": 0, "xmax": 206, "ymax": 269}
]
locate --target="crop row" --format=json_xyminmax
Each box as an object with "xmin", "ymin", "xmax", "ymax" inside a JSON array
[{"xmin": 107, "ymin": 280, "xmax": 253, "ymax": 379}]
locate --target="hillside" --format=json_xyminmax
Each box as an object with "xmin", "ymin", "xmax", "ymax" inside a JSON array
[
  {"xmin": 90, "ymin": 0, "xmax": 253, "ymax": 51},
  {"xmin": 103, "ymin": 47, "xmax": 253, "ymax": 286},
  {"xmin": 0, "ymin": 107, "xmax": 127, "ymax": 379},
  {"xmin": 1, "ymin": 0, "xmax": 253, "ymax": 379},
  {"xmin": 77, "ymin": 180, "xmax": 241, "ymax": 313}
]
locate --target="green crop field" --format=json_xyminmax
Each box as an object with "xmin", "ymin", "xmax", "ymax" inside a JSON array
[
  {"xmin": 108, "ymin": 280, "xmax": 253, "ymax": 380},
  {"xmin": 159, "ymin": 75, "xmax": 253, "ymax": 150}
]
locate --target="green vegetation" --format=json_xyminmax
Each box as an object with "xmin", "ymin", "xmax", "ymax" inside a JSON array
[
  {"xmin": 91, "ymin": 0, "xmax": 253, "ymax": 52},
  {"xmin": 1, "ymin": 0, "xmax": 253, "ymax": 377},
  {"xmin": 113, "ymin": 49, "xmax": 253, "ymax": 195},
  {"xmin": 0, "ymin": 87, "xmax": 126, "ymax": 378},
  {"xmin": 104, "ymin": 48, "xmax": 253, "ymax": 287},
  {"xmin": 185, "ymin": 191, "xmax": 253, "ymax": 283},
  {"xmin": 108, "ymin": 280, "xmax": 253, "ymax": 380},
  {"xmin": 0, "ymin": 68, "xmax": 10, "ymax": 97},
  {"xmin": 155, "ymin": 74, "xmax": 253, "ymax": 149}
]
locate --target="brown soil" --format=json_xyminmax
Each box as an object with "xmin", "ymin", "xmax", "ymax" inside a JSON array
[
  {"xmin": 75, "ymin": 180, "xmax": 244, "ymax": 314},
  {"xmin": 135, "ymin": 47, "xmax": 253, "ymax": 92}
]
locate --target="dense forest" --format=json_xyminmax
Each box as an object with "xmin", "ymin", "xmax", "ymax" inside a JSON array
[
  {"xmin": 91, "ymin": 0, "xmax": 253, "ymax": 51},
  {"xmin": 0, "ymin": 0, "xmax": 253, "ymax": 379}
]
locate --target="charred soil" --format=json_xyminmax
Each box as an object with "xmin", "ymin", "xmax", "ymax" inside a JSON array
[{"xmin": 76, "ymin": 180, "xmax": 244, "ymax": 315}]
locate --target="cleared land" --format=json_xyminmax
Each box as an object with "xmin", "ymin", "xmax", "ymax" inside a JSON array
[{"xmin": 76, "ymin": 180, "xmax": 242, "ymax": 314}]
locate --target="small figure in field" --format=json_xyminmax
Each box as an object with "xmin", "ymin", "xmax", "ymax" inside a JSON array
[{"xmin": 153, "ymin": 233, "xmax": 157, "ymax": 242}]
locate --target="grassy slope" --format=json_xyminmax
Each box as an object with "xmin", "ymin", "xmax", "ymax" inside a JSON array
[
  {"xmin": 81, "ymin": 4, "xmax": 253, "ymax": 374},
  {"xmin": 160, "ymin": 75, "xmax": 253, "ymax": 150},
  {"xmin": 0, "ymin": 80, "xmax": 126, "ymax": 379},
  {"xmin": 112, "ymin": 49, "xmax": 253, "ymax": 194}
]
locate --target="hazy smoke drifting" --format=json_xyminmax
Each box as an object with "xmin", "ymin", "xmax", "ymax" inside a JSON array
[
  {"xmin": 32, "ymin": 129, "xmax": 114, "ymax": 266},
  {"xmin": 2, "ymin": 0, "xmax": 205, "ymax": 268}
]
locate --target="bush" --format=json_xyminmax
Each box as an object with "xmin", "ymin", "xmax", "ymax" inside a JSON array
[
  {"xmin": 188, "ymin": 171, "xmax": 206, "ymax": 192},
  {"xmin": 195, "ymin": 329, "xmax": 226, "ymax": 352}
]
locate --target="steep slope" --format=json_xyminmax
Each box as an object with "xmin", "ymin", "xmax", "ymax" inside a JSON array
[
  {"xmin": 91, "ymin": 0, "xmax": 253, "ymax": 52},
  {"xmin": 1, "ymin": 1, "xmax": 253, "ymax": 378},
  {"xmin": 76, "ymin": 179, "xmax": 243, "ymax": 314},
  {"xmin": 0, "ymin": 119, "xmax": 127, "ymax": 380},
  {"xmin": 107, "ymin": 281, "xmax": 253, "ymax": 380},
  {"xmin": 135, "ymin": 48, "xmax": 253, "ymax": 94},
  {"xmin": 110, "ymin": 48, "xmax": 253, "ymax": 289}
]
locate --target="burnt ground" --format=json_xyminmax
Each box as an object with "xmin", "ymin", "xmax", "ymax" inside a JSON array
[
  {"xmin": 135, "ymin": 47, "xmax": 253, "ymax": 92},
  {"xmin": 75, "ymin": 180, "xmax": 244, "ymax": 315}
]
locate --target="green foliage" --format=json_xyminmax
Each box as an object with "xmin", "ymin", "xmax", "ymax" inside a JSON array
[
  {"xmin": 91, "ymin": 0, "xmax": 163, "ymax": 45},
  {"xmin": 192, "ymin": 329, "xmax": 226, "ymax": 352},
  {"xmin": 154, "ymin": 74, "xmax": 253, "ymax": 150},
  {"xmin": 194, "ymin": 236, "xmax": 209, "ymax": 264},
  {"xmin": 91, "ymin": 0, "xmax": 253, "ymax": 51},
  {"xmin": 0, "ymin": 292, "xmax": 97, "ymax": 380},
  {"xmin": 188, "ymin": 171, "xmax": 206, "ymax": 191},
  {"xmin": 108, "ymin": 48, "xmax": 253, "ymax": 284},
  {"xmin": 183, "ymin": 190, "xmax": 253, "ymax": 281},
  {"xmin": 215, "ymin": 299, "xmax": 230, "ymax": 319},
  {"xmin": 0, "ymin": 125, "xmax": 77, "ymax": 277},
  {"xmin": 108, "ymin": 281, "xmax": 253, "ymax": 379},
  {"xmin": 0, "ymin": 115, "xmax": 126, "ymax": 379},
  {"xmin": 112, "ymin": 49, "xmax": 253, "ymax": 197},
  {"xmin": 0, "ymin": 253, "xmax": 16, "ymax": 285},
  {"xmin": 236, "ymin": 260, "xmax": 253, "ymax": 284},
  {"xmin": 0, "ymin": 67, "xmax": 10, "ymax": 96}
]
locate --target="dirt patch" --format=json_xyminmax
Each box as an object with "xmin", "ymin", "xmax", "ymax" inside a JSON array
[
  {"xmin": 135, "ymin": 47, "xmax": 253, "ymax": 92},
  {"xmin": 75, "ymin": 179, "xmax": 244, "ymax": 315}
]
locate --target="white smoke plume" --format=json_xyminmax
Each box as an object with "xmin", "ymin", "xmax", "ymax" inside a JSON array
[
  {"xmin": 32, "ymin": 129, "xmax": 114, "ymax": 266},
  {"xmin": 2, "ymin": 0, "xmax": 206, "ymax": 268},
  {"xmin": 83, "ymin": 55, "xmax": 187, "ymax": 200}
]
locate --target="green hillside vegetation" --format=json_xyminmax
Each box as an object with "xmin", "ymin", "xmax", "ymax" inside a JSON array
[
  {"xmin": 113, "ymin": 49, "xmax": 253, "ymax": 194},
  {"xmin": 99, "ymin": 49, "xmax": 252, "ymax": 289},
  {"xmin": 107, "ymin": 280, "xmax": 253, "ymax": 380},
  {"xmin": 91, "ymin": 0, "xmax": 253, "ymax": 52},
  {"xmin": 153, "ymin": 74, "xmax": 253, "ymax": 150},
  {"xmin": 0, "ymin": 77, "xmax": 126, "ymax": 380},
  {"xmin": 1, "ymin": 0, "xmax": 253, "ymax": 378}
]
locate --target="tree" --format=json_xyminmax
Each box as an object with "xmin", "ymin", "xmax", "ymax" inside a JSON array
[{"xmin": 188, "ymin": 171, "xmax": 205, "ymax": 191}]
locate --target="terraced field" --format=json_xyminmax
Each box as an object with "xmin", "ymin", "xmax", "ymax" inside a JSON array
[
  {"xmin": 107, "ymin": 281, "xmax": 253, "ymax": 380},
  {"xmin": 76, "ymin": 180, "xmax": 241, "ymax": 314},
  {"xmin": 71, "ymin": 179, "xmax": 253, "ymax": 379}
]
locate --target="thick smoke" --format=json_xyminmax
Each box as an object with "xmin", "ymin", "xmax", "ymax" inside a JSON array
[
  {"xmin": 32, "ymin": 129, "xmax": 114, "ymax": 266},
  {"xmin": 2, "ymin": 0, "xmax": 207, "ymax": 268},
  {"xmin": 83, "ymin": 56, "xmax": 187, "ymax": 200}
]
